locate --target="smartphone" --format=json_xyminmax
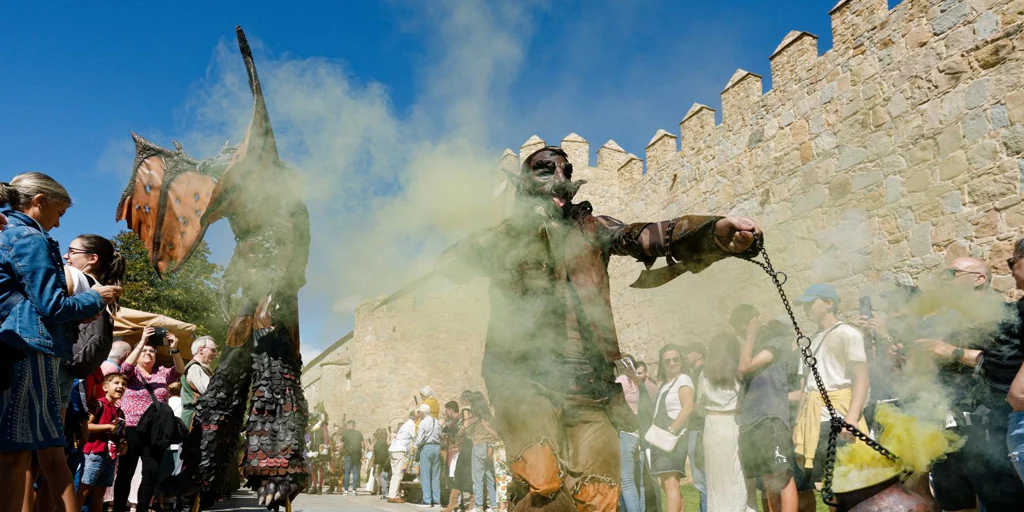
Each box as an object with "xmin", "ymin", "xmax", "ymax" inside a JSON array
[
  {"xmin": 859, "ymin": 296, "xmax": 873, "ymax": 318},
  {"xmin": 147, "ymin": 327, "xmax": 168, "ymax": 346}
]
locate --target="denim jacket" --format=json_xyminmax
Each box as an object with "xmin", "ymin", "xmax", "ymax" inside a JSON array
[{"xmin": 0, "ymin": 210, "xmax": 104, "ymax": 359}]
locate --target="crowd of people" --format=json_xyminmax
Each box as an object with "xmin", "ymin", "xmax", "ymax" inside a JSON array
[
  {"xmin": 6, "ymin": 170, "xmax": 1024, "ymax": 512},
  {"xmin": 311, "ymin": 250, "xmax": 1024, "ymax": 512},
  {"xmin": 0, "ymin": 172, "xmax": 222, "ymax": 512},
  {"xmin": 613, "ymin": 251, "xmax": 1024, "ymax": 512},
  {"xmin": 305, "ymin": 387, "xmax": 514, "ymax": 512}
]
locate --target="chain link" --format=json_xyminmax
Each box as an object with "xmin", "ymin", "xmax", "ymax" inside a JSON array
[{"xmin": 743, "ymin": 234, "xmax": 898, "ymax": 506}]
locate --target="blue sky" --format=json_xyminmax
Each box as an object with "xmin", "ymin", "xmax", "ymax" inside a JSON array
[{"xmin": 1, "ymin": 0, "xmax": 844, "ymax": 360}]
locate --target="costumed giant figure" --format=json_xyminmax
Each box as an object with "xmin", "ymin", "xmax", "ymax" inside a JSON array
[
  {"xmin": 439, "ymin": 146, "xmax": 761, "ymax": 512},
  {"xmin": 115, "ymin": 27, "xmax": 310, "ymax": 509}
]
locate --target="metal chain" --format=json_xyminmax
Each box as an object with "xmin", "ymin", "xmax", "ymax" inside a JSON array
[{"xmin": 743, "ymin": 234, "xmax": 898, "ymax": 506}]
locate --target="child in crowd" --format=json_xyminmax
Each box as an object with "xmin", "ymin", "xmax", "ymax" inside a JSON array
[{"xmin": 77, "ymin": 373, "xmax": 127, "ymax": 511}]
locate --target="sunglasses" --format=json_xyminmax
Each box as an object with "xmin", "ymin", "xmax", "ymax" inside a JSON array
[
  {"xmin": 663, "ymin": 357, "xmax": 681, "ymax": 364},
  {"xmin": 1009, "ymin": 257, "xmax": 1022, "ymax": 271}
]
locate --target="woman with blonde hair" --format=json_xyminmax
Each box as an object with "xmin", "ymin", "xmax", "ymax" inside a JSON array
[{"xmin": 0, "ymin": 173, "xmax": 121, "ymax": 512}]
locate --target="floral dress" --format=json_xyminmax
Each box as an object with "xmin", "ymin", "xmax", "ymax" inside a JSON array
[{"xmin": 491, "ymin": 441, "xmax": 512, "ymax": 505}]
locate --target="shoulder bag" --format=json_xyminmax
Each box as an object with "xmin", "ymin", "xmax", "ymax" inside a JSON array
[{"xmin": 644, "ymin": 375, "xmax": 686, "ymax": 452}]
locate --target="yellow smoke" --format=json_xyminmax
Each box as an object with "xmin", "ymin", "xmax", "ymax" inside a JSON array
[{"xmin": 833, "ymin": 403, "xmax": 963, "ymax": 492}]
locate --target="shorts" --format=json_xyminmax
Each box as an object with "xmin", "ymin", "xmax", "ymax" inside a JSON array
[
  {"xmin": 81, "ymin": 452, "xmax": 116, "ymax": 487},
  {"xmin": 739, "ymin": 418, "xmax": 794, "ymax": 479}
]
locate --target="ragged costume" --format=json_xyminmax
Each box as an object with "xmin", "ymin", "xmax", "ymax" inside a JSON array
[
  {"xmin": 442, "ymin": 147, "xmax": 759, "ymax": 512},
  {"xmin": 115, "ymin": 27, "xmax": 310, "ymax": 509}
]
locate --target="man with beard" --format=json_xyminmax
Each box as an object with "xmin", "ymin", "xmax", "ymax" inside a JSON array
[{"xmin": 442, "ymin": 146, "xmax": 761, "ymax": 511}]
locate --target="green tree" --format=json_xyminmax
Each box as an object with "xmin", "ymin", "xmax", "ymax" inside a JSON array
[{"xmin": 113, "ymin": 230, "xmax": 228, "ymax": 344}]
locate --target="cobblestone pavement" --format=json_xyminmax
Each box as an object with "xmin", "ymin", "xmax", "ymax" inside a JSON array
[{"xmin": 210, "ymin": 490, "xmax": 438, "ymax": 512}]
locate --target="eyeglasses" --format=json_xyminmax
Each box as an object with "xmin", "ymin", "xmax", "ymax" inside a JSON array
[{"xmin": 66, "ymin": 247, "xmax": 93, "ymax": 256}]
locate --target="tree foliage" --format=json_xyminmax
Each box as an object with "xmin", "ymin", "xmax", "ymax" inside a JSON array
[{"xmin": 113, "ymin": 230, "xmax": 228, "ymax": 344}]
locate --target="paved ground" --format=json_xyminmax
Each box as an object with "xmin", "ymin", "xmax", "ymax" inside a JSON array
[{"xmin": 211, "ymin": 490, "xmax": 429, "ymax": 512}]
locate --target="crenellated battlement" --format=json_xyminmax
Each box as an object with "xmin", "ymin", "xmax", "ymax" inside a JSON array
[{"xmin": 505, "ymin": 0, "xmax": 1019, "ymax": 190}]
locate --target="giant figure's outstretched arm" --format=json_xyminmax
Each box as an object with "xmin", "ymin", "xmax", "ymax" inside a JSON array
[{"xmin": 594, "ymin": 215, "xmax": 760, "ymax": 288}]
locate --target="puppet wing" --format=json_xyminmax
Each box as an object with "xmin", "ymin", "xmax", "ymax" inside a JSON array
[{"xmin": 116, "ymin": 133, "xmax": 219, "ymax": 277}]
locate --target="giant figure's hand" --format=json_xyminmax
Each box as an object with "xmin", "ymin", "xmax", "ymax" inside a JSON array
[
  {"xmin": 0, "ymin": 213, "xmax": 7, "ymax": 229},
  {"xmin": 713, "ymin": 217, "xmax": 761, "ymax": 253}
]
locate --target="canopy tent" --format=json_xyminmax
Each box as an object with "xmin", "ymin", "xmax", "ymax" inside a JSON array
[{"xmin": 113, "ymin": 306, "xmax": 198, "ymax": 362}]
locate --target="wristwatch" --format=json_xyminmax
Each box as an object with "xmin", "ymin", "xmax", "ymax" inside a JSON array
[
  {"xmin": 951, "ymin": 347, "xmax": 965, "ymax": 364},
  {"xmin": 170, "ymin": 348, "xmax": 181, "ymax": 355}
]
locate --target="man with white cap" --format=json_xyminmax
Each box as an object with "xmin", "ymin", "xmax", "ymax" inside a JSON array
[
  {"xmin": 421, "ymin": 386, "xmax": 440, "ymax": 419},
  {"xmin": 415, "ymin": 403, "xmax": 443, "ymax": 507},
  {"xmin": 387, "ymin": 411, "xmax": 418, "ymax": 503}
]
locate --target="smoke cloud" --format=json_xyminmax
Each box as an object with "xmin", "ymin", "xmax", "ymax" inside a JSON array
[{"xmin": 164, "ymin": 1, "xmax": 535, "ymax": 355}]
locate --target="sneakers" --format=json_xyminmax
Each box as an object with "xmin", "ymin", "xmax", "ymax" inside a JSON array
[{"xmin": 387, "ymin": 497, "xmax": 406, "ymax": 504}]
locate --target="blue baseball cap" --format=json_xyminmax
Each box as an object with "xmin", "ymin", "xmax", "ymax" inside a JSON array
[{"xmin": 794, "ymin": 283, "xmax": 840, "ymax": 304}]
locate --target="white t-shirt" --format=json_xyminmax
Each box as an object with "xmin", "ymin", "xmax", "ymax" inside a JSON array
[
  {"xmin": 659, "ymin": 373, "xmax": 695, "ymax": 420},
  {"xmin": 186, "ymin": 362, "xmax": 212, "ymax": 395},
  {"xmin": 389, "ymin": 419, "xmax": 417, "ymax": 453},
  {"xmin": 695, "ymin": 372, "xmax": 739, "ymax": 413},
  {"xmin": 800, "ymin": 322, "xmax": 868, "ymax": 421}
]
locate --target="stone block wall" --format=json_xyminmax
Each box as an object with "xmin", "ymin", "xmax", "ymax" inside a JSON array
[{"xmin": 305, "ymin": 0, "xmax": 1024, "ymax": 429}]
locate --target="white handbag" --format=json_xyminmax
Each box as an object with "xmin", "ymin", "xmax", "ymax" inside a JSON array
[
  {"xmin": 644, "ymin": 376, "xmax": 685, "ymax": 452},
  {"xmin": 644, "ymin": 424, "xmax": 684, "ymax": 452}
]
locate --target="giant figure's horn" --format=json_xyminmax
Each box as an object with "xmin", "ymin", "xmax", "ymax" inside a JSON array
[{"xmin": 202, "ymin": 26, "xmax": 282, "ymax": 225}]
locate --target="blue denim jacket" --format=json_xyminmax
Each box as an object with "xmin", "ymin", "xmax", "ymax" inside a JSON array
[{"xmin": 0, "ymin": 210, "xmax": 104, "ymax": 359}]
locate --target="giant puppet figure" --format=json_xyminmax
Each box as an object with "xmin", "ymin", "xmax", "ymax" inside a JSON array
[
  {"xmin": 115, "ymin": 27, "xmax": 310, "ymax": 508},
  {"xmin": 440, "ymin": 147, "xmax": 760, "ymax": 512}
]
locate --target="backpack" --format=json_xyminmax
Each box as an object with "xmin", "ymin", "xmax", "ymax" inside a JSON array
[{"xmin": 136, "ymin": 377, "xmax": 188, "ymax": 451}]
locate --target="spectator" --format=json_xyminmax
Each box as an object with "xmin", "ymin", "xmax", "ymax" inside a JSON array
[
  {"xmin": 101, "ymin": 341, "xmax": 132, "ymax": 377},
  {"xmin": 62, "ymin": 234, "xmax": 126, "ymax": 404},
  {"xmin": 466, "ymin": 393, "xmax": 496, "ymax": 512},
  {"xmin": 373, "ymin": 429, "xmax": 392, "ymax": 499},
  {"xmin": 111, "ymin": 327, "xmax": 185, "ymax": 512},
  {"xmin": 159, "ymin": 380, "xmax": 184, "ymax": 503},
  {"xmin": 732, "ymin": 305, "xmax": 798, "ymax": 512},
  {"xmin": 491, "ymin": 439, "xmax": 511, "ymax": 512},
  {"xmin": 1009, "ymin": 239, "xmax": 1024, "ymax": 484},
  {"xmin": 449, "ymin": 399, "xmax": 476, "ymax": 512},
  {"xmin": 635, "ymin": 360, "xmax": 662, "ymax": 512},
  {"xmin": 680, "ymin": 343, "xmax": 707, "ymax": 512},
  {"xmin": 341, "ymin": 420, "xmax": 365, "ymax": 495},
  {"xmin": 441, "ymin": 401, "xmax": 465, "ymax": 512},
  {"xmin": 696, "ymin": 333, "xmax": 756, "ymax": 512},
  {"xmin": 387, "ymin": 411, "xmax": 417, "ymax": 503},
  {"xmin": 649, "ymin": 344, "xmax": 695, "ymax": 512},
  {"xmin": 0, "ymin": 173, "xmax": 119, "ymax": 512},
  {"xmin": 912, "ymin": 257, "xmax": 1024, "ymax": 509},
  {"xmin": 635, "ymin": 360, "xmax": 660, "ymax": 398},
  {"xmin": 614, "ymin": 355, "xmax": 644, "ymax": 512},
  {"xmin": 791, "ymin": 283, "xmax": 869, "ymax": 507},
  {"xmin": 416, "ymin": 402, "xmax": 443, "ymax": 507},
  {"xmin": 77, "ymin": 373, "xmax": 127, "ymax": 512},
  {"xmin": 421, "ymin": 386, "xmax": 441, "ymax": 419},
  {"xmin": 180, "ymin": 336, "xmax": 218, "ymax": 430}
]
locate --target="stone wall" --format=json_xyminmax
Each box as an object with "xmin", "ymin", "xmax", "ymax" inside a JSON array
[{"xmin": 304, "ymin": 0, "xmax": 1024, "ymax": 431}]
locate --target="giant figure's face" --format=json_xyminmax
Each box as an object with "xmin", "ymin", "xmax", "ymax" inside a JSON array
[{"xmin": 521, "ymin": 148, "xmax": 581, "ymax": 215}]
